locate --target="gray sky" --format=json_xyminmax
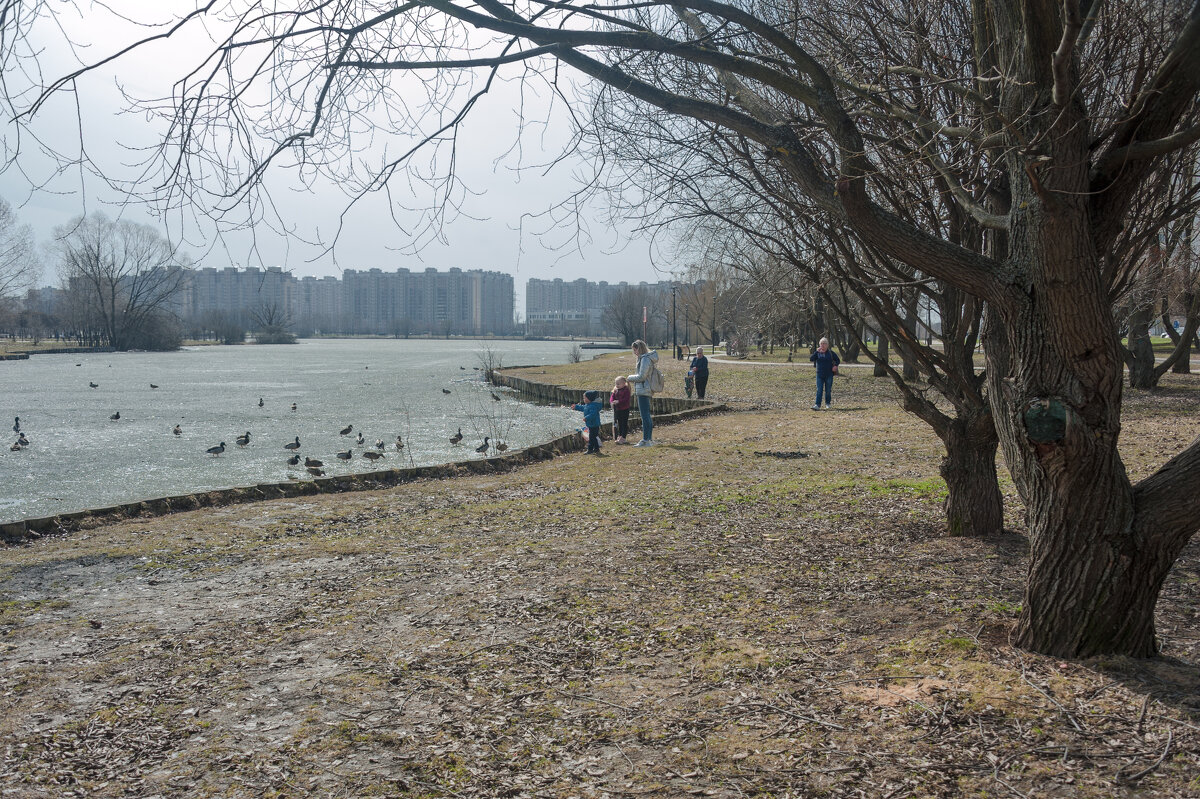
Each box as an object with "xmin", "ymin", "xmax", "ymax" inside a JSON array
[{"xmin": 0, "ymin": 1, "xmax": 675, "ymax": 307}]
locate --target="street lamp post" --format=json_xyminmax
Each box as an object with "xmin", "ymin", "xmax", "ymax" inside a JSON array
[{"xmin": 671, "ymin": 284, "xmax": 678, "ymax": 359}]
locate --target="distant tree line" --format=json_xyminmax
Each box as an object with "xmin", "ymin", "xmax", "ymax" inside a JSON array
[{"xmin": 0, "ymin": 207, "xmax": 304, "ymax": 350}]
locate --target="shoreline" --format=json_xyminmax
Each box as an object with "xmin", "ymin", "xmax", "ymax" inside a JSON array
[{"xmin": 1, "ymin": 371, "xmax": 722, "ymax": 544}]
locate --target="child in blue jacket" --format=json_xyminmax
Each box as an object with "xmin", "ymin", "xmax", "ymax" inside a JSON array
[{"xmin": 572, "ymin": 390, "xmax": 604, "ymax": 454}]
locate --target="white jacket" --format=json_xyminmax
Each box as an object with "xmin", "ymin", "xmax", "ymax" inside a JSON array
[{"xmin": 628, "ymin": 350, "xmax": 659, "ymax": 397}]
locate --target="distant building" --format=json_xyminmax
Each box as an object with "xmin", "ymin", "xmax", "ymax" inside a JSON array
[
  {"xmin": 182, "ymin": 265, "xmax": 514, "ymax": 336},
  {"xmin": 186, "ymin": 265, "xmax": 292, "ymax": 327},
  {"xmin": 525, "ymin": 277, "xmax": 680, "ymax": 337}
]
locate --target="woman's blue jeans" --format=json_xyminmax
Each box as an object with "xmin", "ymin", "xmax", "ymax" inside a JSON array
[
  {"xmin": 637, "ymin": 394, "xmax": 653, "ymax": 440},
  {"xmin": 815, "ymin": 374, "xmax": 833, "ymax": 407}
]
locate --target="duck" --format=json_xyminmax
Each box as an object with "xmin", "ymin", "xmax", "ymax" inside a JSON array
[
  {"xmin": 150, "ymin": 384, "xmax": 158, "ymax": 389},
  {"xmin": 339, "ymin": 424, "xmax": 353, "ymax": 436},
  {"xmin": 206, "ymin": 442, "xmax": 226, "ymax": 456},
  {"xmin": 287, "ymin": 453, "xmax": 301, "ymax": 466},
  {"xmin": 110, "ymin": 411, "xmax": 120, "ymax": 421},
  {"xmin": 336, "ymin": 449, "xmax": 352, "ymax": 460},
  {"xmin": 258, "ymin": 397, "xmax": 264, "ymax": 408},
  {"xmin": 496, "ymin": 442, "xmax": 509, "ymax": 452},
  {"xmin": 475, "ymin": 437, "xmax": 490, "ymax": 454},
  {"xmin": 394, "ymin": 436, "xmax": 405, "ymax": 450},
  {"xmin": 449, "ymin": 428, "xmax": 463, "ymax": 445},
  {"xmin": 459, "ymin": 366, "xmax": 466, "ymax": 370},
  {"xmin": 236, "ymin": 431, "xmax": 251, "ymax": 447},
  {"xmin": 363, "ymin": 451, "xmax": 384, "ymax": 461},
  {"xmin": 355, "ymin": 432, "xmax": 365, "ymax": 446},
  {"xmin": 11, "ymin": 417, "xmax": 19, "ymax": 434},
  {"xmin": 173, "ymin": 424, "xmax": 182, "ymax": 436},
  {"xmin": 284, "ymin": 436, "xmax": 301, "ymax": 451},
  {"xmin": 491, "ymin": 392, "xmax": 501, "ymax": 401},
  {"xmin": 304, "ymin": 456, "xmax": 323, "ymax": 468},
  {"xmin": 17, "ymin": 432, "xmax": 29, "ymax": 447},
  {"xmin": 374, "ymin": 439, "xmax": 385, "ymax": 450},
  {"xmin": 9, "ymin": 442, "xmax": 20, "ymax": 452},
  {"xmin": 442, "ymin": 388, "xmax": 452, "ymax": 395},
  {"xmin": 89, "ymin": 382, "xmax": 98, "ymax": 388},
  {"xmin": 307, "ymin": 467, "xmax": 325, "ymax": 477},
  {"xmin": 290, "ymin": 403, "xmax": 297, "ymax": 412}
]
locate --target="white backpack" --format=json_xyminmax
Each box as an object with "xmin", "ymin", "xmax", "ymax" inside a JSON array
[{"xmin": 649, "ymin": 362, "xmax": 665, "ymax": 393}]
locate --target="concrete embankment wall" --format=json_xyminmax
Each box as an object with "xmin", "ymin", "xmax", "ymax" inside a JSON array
[
  {"xmin": 490, "ymin": 368, "xmax": 725, "ymax": 433},
  {"xmin": 1, "ymin": 369, "xmax": 724, "ymax": 546},
  {"xmin": 0, "ymin": 432, "xmax": 588, "ymax": 545}
]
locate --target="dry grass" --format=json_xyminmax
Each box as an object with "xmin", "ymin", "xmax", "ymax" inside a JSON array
[{"xmin": 1, "ymin": 356, "xmax": 1198, "ymax": 798}]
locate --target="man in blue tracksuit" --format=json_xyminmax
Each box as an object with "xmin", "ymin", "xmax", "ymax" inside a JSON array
[{"xmin": 809, "ymin": 337, "xmax": 841, "ymax": 410}]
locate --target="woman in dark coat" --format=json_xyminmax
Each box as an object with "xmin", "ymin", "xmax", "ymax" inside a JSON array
[
  {"xmin": 688, "ymin": 346, "xmax": 710, "ymax": 399},
  {"xmin": 809, "ymin": 337, "xmax": 841, "ymax": 410}
]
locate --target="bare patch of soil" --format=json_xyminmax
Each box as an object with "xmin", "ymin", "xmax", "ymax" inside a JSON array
[{"xmin": 2, "ymin": 366, "xmax": 1198, "ymax": 798}]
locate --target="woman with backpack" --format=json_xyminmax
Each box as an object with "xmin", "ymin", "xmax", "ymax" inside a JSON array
[{"xmin": 627, "ymin": 339, "xmax": 661, "ymax": 447}]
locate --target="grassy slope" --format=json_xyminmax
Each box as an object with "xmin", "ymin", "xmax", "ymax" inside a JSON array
[{"xmin": 0, "ymin": 353, "xmax": 1197, "ymax": 798}]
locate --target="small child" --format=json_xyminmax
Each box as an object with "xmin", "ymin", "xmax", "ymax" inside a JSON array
[
  {"xmin": 610, "ymin": 377, "xmax": 632, "ymax": 444},
  {"xmin": 572, "ymin": 390, "xmax": 604, "ymax": 454}
]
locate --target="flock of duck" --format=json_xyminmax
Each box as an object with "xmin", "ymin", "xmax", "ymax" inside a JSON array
[
  {"xmin": 9, "ymin": 383, "xmax": 511, "ymax": 478},
  {"xmin": 198, "ymin": 419, "xmax": 419, "ymax": 477},
  {"xmin": 198, "ymin": 417, "xmax": 506, "ymax": 476}
]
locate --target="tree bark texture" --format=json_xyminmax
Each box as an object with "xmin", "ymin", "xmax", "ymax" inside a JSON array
[
  {"xmin": 938, "ymin": 413, "xmax": 1003, "ymax": 538},
  {"xmin": 984, "ymin": 109, "xmax": 1169, "ymax": 655},
  {"xmin": 1125, "ymin": 305, "xmax": 1159, "ymax": 389}
]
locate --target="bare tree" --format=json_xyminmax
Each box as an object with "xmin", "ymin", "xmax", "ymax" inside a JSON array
[
  {"xmin": 250, "ymin": 300, "xmax": 297, "ymax": 344},
  {"xmin": 603, "ymin": 285, "xmax": 655, "ymax": 345},
  {"xmin": 6, "ymin": 0, "xmax": 1200, "ymax": 657},
  {"xmin": 55, "ymin": 213, "xmax": 188, "ymax": 351},
  {"xmin": 1115, "ymin": 151, "xmax": 1200, "ymax": 387},
  {"xmin": 0, "ymin": 196, "xmax": 38, "ymax": 301},
  {"xmin": 1159, "ymin": 222, "xmax": 1200, "ymax": 373}
]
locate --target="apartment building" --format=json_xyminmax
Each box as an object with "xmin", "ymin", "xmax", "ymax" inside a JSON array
[
  {"xmin": 525, "ymin": 277, "xmax": 678, "ymax": 337},
  {"xmin": 183, "ymin": 265, "xmax": 514, "ymax": 336}
]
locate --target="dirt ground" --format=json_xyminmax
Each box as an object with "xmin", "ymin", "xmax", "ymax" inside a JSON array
[{"xmin": 2, "ymin": 355, "xmax": 1198, "ymax": 798}]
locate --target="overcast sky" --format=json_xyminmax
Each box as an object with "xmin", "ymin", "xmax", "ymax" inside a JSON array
[{"xmin": 0, "ymin": 2, "xmax": 678, "ymax": 307}]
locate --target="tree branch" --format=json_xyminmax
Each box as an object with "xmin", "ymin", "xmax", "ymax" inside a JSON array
[{"xmin": 1051, "ymin": 0, "xmax": 1083, "ymax": 107}]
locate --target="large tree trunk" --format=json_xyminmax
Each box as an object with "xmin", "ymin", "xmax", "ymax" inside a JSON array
[
  {"xmin": 939, "ymin": 411, "xmax": 1003, "ymax": 537},
  {"xmin": 842, "ymin": 328, "xmax": 862, "ymax": 362},
  {"xmin": 1162, "ymin": 295, "xmax": 1198, "ymax": 375},
  {"xmin": 1125, "ymin": 305, "xmax": 1159, "ymax": 389},
  {"xmin": 873, "ymin": 334, "xmax": 889, "ymax": 377},
  {"xmin": 900, "ymin": 299, "xmax": 919, "ymax": 381},
  {"xmin": 985, "ymin": 176, "xmax": 1174, "ymax": 657},
  {"xmin": 1170, "ymin": 336, "xmax": 1191, "ymax": 374}
]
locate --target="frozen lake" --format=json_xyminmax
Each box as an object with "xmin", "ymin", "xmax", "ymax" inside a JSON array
[{"xmin": 1, "ymin": 339, "xmax": 588, "ymax": 524}]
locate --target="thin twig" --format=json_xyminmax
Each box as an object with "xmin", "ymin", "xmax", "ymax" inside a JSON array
[
  {"xmin": 1019, "ymin": 660, "xmax": 1083, "ymax": 732},
  {"xmin": 1115, "ymin": 729, "xmax": 1173, "ymax": 785}
]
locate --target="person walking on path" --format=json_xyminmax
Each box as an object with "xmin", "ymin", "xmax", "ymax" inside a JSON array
[
  {"xmin": 689, "ymin": 346, "xmax": 710, "ymax": 399},
  {"xmin": 809, "ymin": 337, "xmax": 840, "ymax": 410},
  {"xmin": 571, "ymin": 390, "xmax": 604, "ymax": 455},
  {"xmin": 610, "ymin": 376, "xmax": 632, "ymax": 444},
  {"xmin": 628, "ymin": 339, "xmax": 659, "ymax": 446}
]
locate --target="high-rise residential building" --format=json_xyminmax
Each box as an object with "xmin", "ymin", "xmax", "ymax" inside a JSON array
[
  {"xmin": 525, "ymin": 277, "xmax": 679, "ymax": 337},
  {"xmin": 186, "ymin": 266, "xmax": 292, "ymax": 326},
  {"xmin": 181, "ymin": 265, "xmax": 514, "ymax": 336}
]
